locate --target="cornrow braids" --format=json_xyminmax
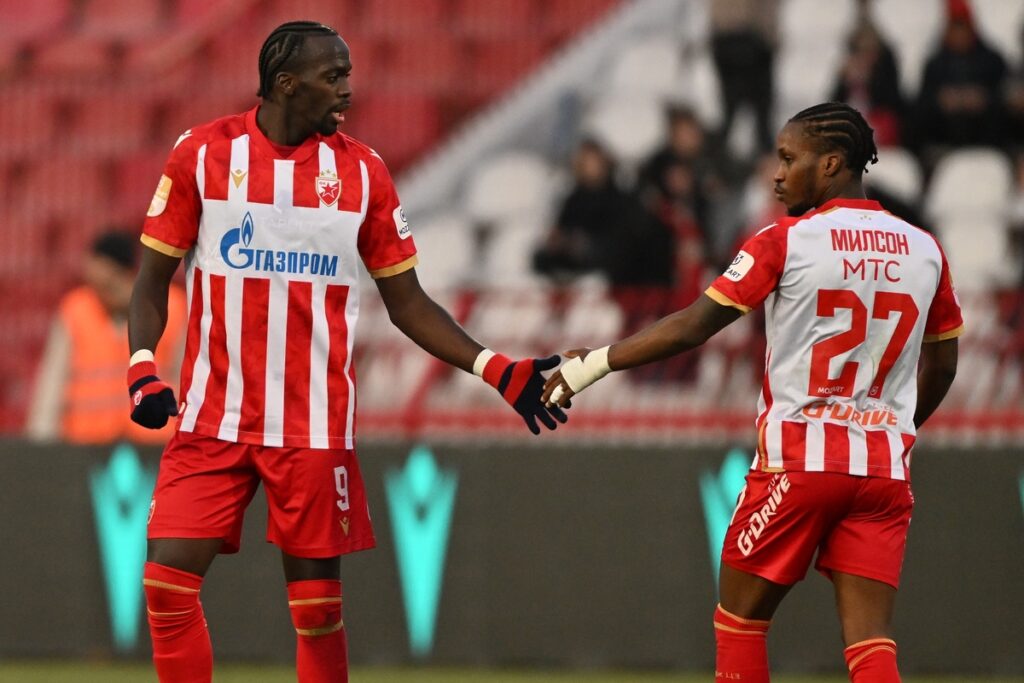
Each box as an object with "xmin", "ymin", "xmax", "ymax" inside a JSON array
[
  {"xmin": 789, "ymin": 102, "xmax": 879, "ymax": 175},
  {"xmin": 257, "ymin": 20, "xmax": 338, "ymax": 98}
]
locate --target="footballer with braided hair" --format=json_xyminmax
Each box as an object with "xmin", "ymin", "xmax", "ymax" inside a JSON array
[
  {"xmin": 129, "ymin": 20, "xmax": 567, "ymax": 683},
  {"xmin": 544, "ymin": 102, "xmax": 962, "ymax": 683}
]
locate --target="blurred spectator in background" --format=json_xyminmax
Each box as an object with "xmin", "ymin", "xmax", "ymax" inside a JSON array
[
  {"xmin": 26, "ymin": 231, "xmax": 186, "ymax": 445},
  {"xmin": 831, "ymin": 4, "xmax": 906, "ymax": 146},
  {"xmin": 709, "ymin": 0, "xmax": 779, "ymax": 153},
  {"xmin": 915, "ymin": 0, "xmax": 1007, "ymax": 157},
  {"xmin": 1004, "ymin": 23, "xmax": 1024, "ymax": 150}
]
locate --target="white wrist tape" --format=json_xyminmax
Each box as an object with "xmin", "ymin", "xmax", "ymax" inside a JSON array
[
  {"xmin": 472, "ymin": 349, "xmax": 496, "ymax": 377},
  {"xmin": 559, "ymin": 346, "xmax": 611, "ymax": 393},
  {"xmin": 129, "ymin": 349, "xmax": 156, "ymax": 366}
]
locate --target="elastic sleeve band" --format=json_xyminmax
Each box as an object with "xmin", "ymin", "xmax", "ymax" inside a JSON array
[
  {"xmin": 130, "ymin": 349, "xmax": 156, "ymax": 366},
  {"xmin": 560, "ymin": 346, "xmax": 611, "ymax": 393},
  {"xmin": 473, "ymin": 349, "xmax": 496, "ymax": 377}
]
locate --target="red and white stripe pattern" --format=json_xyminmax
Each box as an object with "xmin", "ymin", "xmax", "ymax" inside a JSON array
[
  {"xmin": 144, "ymin": 109, "xmax": 416, "ymax": 449},
  {"xmin": 710, "ymin": 199, "xmax": 963, "ymax": 482}
]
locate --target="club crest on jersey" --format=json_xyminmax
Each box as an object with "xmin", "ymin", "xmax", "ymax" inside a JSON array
[{"xmin": 316, "ymin": 169, "xmax": 341, "ymax": 206}]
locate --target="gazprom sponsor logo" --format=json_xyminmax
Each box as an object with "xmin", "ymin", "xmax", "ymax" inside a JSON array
[{"xmin": 220, "ymin": 212, "xmax": 338, "ymax": 276}]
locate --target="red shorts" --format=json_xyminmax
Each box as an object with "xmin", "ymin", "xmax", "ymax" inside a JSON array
[
  {"xmin": 148, "ymin": 430, "xmax": 376, "ymax": 558},
  {"xmin": 720, "ymin": 470, "xmax": 913, "ymax": 589}
]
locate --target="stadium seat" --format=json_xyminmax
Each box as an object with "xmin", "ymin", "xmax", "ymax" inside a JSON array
[
  {"xmin": 113, "ymin": 151, "xmax": 168, "ymax": 218},
  {"xmin": 485, "ymin": 218, "xmax": 549, "ymax": 288},
  {"xmin": 452, "ymin": 0, "xmax": 537, "ymax": 37},
  {"xmin": 0, "ymin": 0, "xmax": 72, "ymax": 44},
  {"xmin": 380, "ymin": 37, "xmax": 464, "ymax": 94},
  {"xmin": 23, "ymin": 158, "xmax": 112, "ymax": 215},
  {"xmin": 971, "ymin": 0, "xmax": 1024, "ymax": 64},
  {"xmin": 582, "ymin": 94, "xmax": 667, "ymax": 167},
  {"xmin": 541, "ymin": 0, "xmax": 621, "ymax": 40},
  {"xmin": 343, "ymin": 92, "xmax": 442, "ymax": 170},
  {"xmin": 865, "ymin": 146, "xmax": 923, "ymax": 207},
  {"xmin": 464, "ymin": 37, "xmax": 548, "ymax": 104},
  {"xmin": 79, "ymin": 0, "xmax": 164, "ymax": 39},
  {"xmin": 30, "ymin": 36, "xmax": 116, "ymax": 75},
  {"xmin": 934, "ymin": 216, "xmax": 1017, "ymax": 294},
  {"xmin": 67, "ymin": 94, "xmax": 153, "ymax": 154},
  {"xmin": 608, "ymin": 37, "xmax": 682, "ymax": 101},
  {"xmin": 0, "ymin": 92, "xmax": 57, "ymax": 158},
  {"xmin": 871, "ymin": 0, "xmax": 943, "ymax": 94},
  {"xmin": 463, "ymin": 152, "xmax": 558, "ymax": 225},
  {"xmin": 408, "ymin": 212, "xmax": 476, "ymax": 291},
  {"xmin": 924, "ymin": 148, "xmax": 1013, "ymax": 218},
  {"xmin": 360, "ymin": 0, "xmax": 448, "ymax": 37}
]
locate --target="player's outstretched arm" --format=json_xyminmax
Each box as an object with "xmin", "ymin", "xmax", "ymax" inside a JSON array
[
  {"xmin": 914, "ymin": 337, "xmax": 958, "ymax": 428},
  {"xmin": 374, "ymin": 268, "xmax": 567, "ymax": 434},
  {"xmin": 542, "ymin": 294, "xmax": 742, "ymax": 407},
  {"xmin": 126, "ymin": 247, "xmax": 181, "ymax": 429}
]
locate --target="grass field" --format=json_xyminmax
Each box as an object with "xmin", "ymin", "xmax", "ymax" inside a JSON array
[{"xmin": 0, "ymin": 664, "xmax": 1020, "ymax": 683}]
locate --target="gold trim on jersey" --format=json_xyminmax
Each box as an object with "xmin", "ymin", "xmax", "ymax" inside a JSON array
[
  {"xmin": 705, "ymin": 287, "xmax": 752, "ymax": 313},
  {"xmin": 923, "ymin": 324, "xmax": 964, "ymax": 343},
  {"xmin": 140, "ymin": 234, "xmax": 188, "ymax": 258},
  {"xmin": 370, "ymin": 254, "xmax": 418, "ymax": 279},
  {"xmin": 295, "ymin": 620, "xmax": 344, "ymax": 637}
]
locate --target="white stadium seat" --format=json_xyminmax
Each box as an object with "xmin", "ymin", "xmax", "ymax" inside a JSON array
[
  {"xmin": 408, "ymin": 212, "xmax": 476, "ymax": 290},
  {"xmin": 924, "ymin": 148, "xmax": 1013, "ymax": 218},
  {"xmin": 871, "ymin": 0, "xmax": 944, "ymax": 95},
  {"xmin": 463, "ymin": 152, "xmax": 557, "ymax": 226},
  {"xmin": 609, "ymin": 36, "xmax": 682, "ymax": 101},
  {"xmin": 866, "ymin": 146, "xmax": 923, "ymax": 205},
  {"xmin": 582, "ymin": 93, "xmax": 667, "ymax": 166},
  {"xmin": 933, "ymin": 215, "xmax": 1017, "ymax": 294}
]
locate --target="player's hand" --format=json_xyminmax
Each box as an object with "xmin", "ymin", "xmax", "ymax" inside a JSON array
[
  {"xmin": 542, "ymin": 348, "xmax": 591, "ymax": 408},
  {"xmin": 127, "ymin": 360, "xmax": 179, "ymax": 429},
  {"xmin": 480, "ymin": 354, "xmax": 569, "ymax": 435}
]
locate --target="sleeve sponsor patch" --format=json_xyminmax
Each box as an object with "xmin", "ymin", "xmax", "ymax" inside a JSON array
[
  {"xmin": 393, "ymin": 205, "xmax": 411, "ymax": 240},
  {"xmin": 147, "ymin": 175, "xmax": 173, "ymax": 217},
  {"xmin": 724, "ymin": 250, "xmax": 754, "ymax": 281}
]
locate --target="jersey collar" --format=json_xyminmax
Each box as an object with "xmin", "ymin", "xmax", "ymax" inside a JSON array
[
  {"xmin": 245, "ymin": 106, "xmax": 321, "ymax": 163},
  {"xmin": 811, "ymin": 197, "xmax": 883, "ymax": 214}
]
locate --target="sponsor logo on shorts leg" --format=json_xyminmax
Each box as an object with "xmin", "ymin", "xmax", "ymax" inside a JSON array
[{"xmin": 737, "ymin": 473, "xmax": 790, "ymax": 557}]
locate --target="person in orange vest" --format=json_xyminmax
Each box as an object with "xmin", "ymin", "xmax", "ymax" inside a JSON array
[{"xmin": 26, "ymin": 230, "xmax": 187, "ymax": 445}]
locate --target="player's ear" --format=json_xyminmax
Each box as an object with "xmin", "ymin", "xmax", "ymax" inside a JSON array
[
  {"xmin": 276, "ymin": 71, "xmax": 296, "ymax": 96},
  {"xmin": 822, "ymin": 152, "xmax": 843, "ymax": 177}
]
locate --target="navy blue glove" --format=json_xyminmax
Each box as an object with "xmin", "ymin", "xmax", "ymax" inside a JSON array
[
  {"xmin": 127, "ymin": 360, "xmax": 179, "ymax": 429},
  {"xmin": 481, "ymin": 353, "xmax": 569, "ymax": 434}
]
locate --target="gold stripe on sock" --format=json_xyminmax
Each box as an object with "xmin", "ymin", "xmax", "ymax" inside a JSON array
[
  {"xmin": 143, "ymin": 579, "xmax": 199, "ymax": 594},
  {"xmin": 288, "ymin": 597, "xmax": 342, "ymax": 607},
  {"xmin": 848, "ymin": 645, "xmax": 897, "ymax": 670},
  {"xmin": 845, "ymin": 637, "xmax": 896, "ymax": 651},
  {"xmin": 295, "ymin": 620, "xmax": 344, "ymax": 637},
  {"xmin": 147, "ymin": 608, "xmax": 193, "ymax": 617},
  {"xmin": 716, "ymin": 604, "xmax": 771, "ymax": 627},
  {"xmin": 714, "ymin": 623, "xmax": 768, "ymax": 636}
]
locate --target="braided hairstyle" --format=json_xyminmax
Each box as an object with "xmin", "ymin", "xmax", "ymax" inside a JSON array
[
  {"xmin": 789, "ymin": 102, "xmax": 879, "ymax": 176},
  {"xmin": 257, "ymin": 21, "xmax": 338, "ymax": 99}
]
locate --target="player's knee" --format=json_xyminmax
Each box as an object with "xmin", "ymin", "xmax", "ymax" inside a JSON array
[
  {"xmin": 143, "ymin": 562, "xmax": 205, "ymax": 637},
  {"xmin": 287, "ymin": 580, "xmax": 344, "ymax": 637}
]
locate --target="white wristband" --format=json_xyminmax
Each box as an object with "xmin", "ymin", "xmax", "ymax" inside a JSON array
[
  {"xmin": 559, "ymin": 346, "xmax": 612, "ymax": 394},
  {"xmin": 472, "ymin": 349, "xmax": 496, "ymax": 377},
  {"xmin": 129, "ymin": 349, "xmax": 156, "ymax": 366}
]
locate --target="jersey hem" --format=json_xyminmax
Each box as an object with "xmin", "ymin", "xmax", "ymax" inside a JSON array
[
  {"xmin": 923, "ymin": 324, "xmax": 964, "ymax": 342},
  {"xmin": 369, "ymin": 254, "xmax": 418, "ymax": 279},
  {"xmin": 181, "ymin": 422, "xmax": 355, "ymax": 451},
  {"xmin": 705, "ymin": 286, "xmax": 752, "ymax": 313},
  {"xmin": 140, "ymin": 234, "xmax": 189, "ymax": 258}
]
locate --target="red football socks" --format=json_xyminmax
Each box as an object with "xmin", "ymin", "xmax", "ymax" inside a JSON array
[
  {"xmin": 143, "ymin": 562, "xmax": 212, "ymax": 683},
  {"xmin": 845, "ymin": 638, "xmax": 900, "ymax": 682},
  {"xmin": 714, "ymin": 604, "xmax": 771, "ymax": 682},
  {"xmin": 288, "ymin": 579, "xmax": 347, "ymax": 683}
]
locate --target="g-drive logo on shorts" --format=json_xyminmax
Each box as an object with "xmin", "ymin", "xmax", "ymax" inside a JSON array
[
  {"xmin": 220, "ymin": 212, "xmax": 339, "ymax": 276},
  {"xmin": 724, "ymin": 250, "xmax": 754, "ymax": 282},
  {"xmin": 737, "ymin": 473, "xmax": 790, "ymax": 556}
]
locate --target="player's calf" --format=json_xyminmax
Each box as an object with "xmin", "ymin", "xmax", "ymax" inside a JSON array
[
  {"xmin": 714, "ymin": 604, "xmax": 771, "ymax": 682},
  {"xmin": 288, "ymin": 579, "xmax": 347, "ymax": 683},
  {"xmin": 143, "ymin": 562, "xmax": 212, "ymax": 683},
  {"xmin": 844, "ymin": 638, "xmax": 900, "ymax": 683}
]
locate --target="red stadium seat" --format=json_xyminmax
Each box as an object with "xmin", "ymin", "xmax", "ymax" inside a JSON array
[
  {"xmin": 343, "ymin": 93, "xmax": 442, "ymax": 171},
  {"xmin": 113, "ymin": 151, "xmax": 168, "ymax": 219},
  {"xmin": 464, "ymin": 37, "xmax": 547, "ymax": 105},
  {"xmin": 30, "ymin": 36, "xmax": 116, "ymax": 76},
  {"xmin": 380, "ymin": 37, "xmax": 465, "ymax": 94},
  {"xmin": 360, "ymin": 0, "xmax": 449, "ymax": 37},
  {"xmin": 0, "ymin": 0, "xmax": 72, "ymax": 44},
  {"xmin": 79, "ymin": 0, "xmax": 164, "ymax": 39},
  {"xmin": 0, "ymin": 92, "xmax": 57, "ymax": 159},
  {"xmin": 541, "ymin": 0, "xmax": 621, "ymax": 39},
  {"xmin": 160, "ymin": 94, "xmax": 257, "ymax": 143},
  {"xmin": 23, "ymin": 158, "xmax": 113, "ymax": 215},
  {"xmin": 452, "ymin": 0, "xmax": 537, "ymax": 37},
  {"xmin": 67, "ymin": 94, "xmax": 154, "ymax": 155}
]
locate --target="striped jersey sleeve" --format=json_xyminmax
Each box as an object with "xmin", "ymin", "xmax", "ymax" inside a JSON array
[
  {"xmin": 706, "ymin": 221, "xmax": 790, "ymax": 313},
  {"xmin": 357, "ymin": 152, "xmax": 418, "ymax": 279},
  {"xmin": 923, "ymin": 244, "xmax": 964, "ymax": 342},
  {"xmin": 141, "ymin": 130, "xmax": 202, "ymax": 257}
]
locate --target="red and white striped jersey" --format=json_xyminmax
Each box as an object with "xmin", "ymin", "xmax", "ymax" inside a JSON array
[
  {"xmin": 707, "ymin": 198, "xmax": 964, "ymax": 480},
  {"xmin": 141, "ymin": 107, "xmax": 418, "ymax": 449}
]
